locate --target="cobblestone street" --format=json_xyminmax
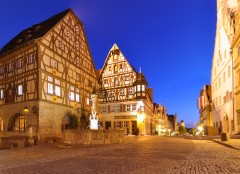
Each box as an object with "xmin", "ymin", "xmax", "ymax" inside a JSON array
[{"xmin": 0, "ymin": 136, "xmax": 240, "ymax": 174}]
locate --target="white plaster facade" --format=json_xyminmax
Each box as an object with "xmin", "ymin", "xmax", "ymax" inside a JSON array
[{"xmin": 211, "ymin": 0, "xmax": 238, "ymax": 134}]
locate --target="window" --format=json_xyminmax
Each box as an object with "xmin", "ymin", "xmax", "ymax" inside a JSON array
[
  {"xmin": 115, "ymin": 121, "xmax": 121, "ymax": 128},
  {"xmin": 0, "ymin": 89, "xmax": 4, "ymax": 99},
  {"xmin": 125, "ymin": 75, "xmax": 130, "ymax": 81},
  {"xmin": 137, "ymin": 85, "xmax": 141, "ymax": 92},
  {"xmin": 104, "ymin": 79, "xmax": 108, "ymax": 84},
  {"xmin": 18, "ymin": 59, "xmax": 23, "ymax": 69},
  {"xmin": 28, "ymin": 53, "xmax": 35, "ymax": 64},
  {"xmin": 70, "ymin": 86, "xmax": 75, "ymax": 101},
  {"xmin": 48, "ymin": 83, "xmax": 53, "ymax": 94},
  {"xmin": 109, "ymin": 91, "xmax": 115, "ymax": 97},
  {"xmin": 47, "ymin": 76, "xmax": 61, "ymax": 96},
  {"xmin": 126, "ymin": 104, "xmax": 136, "ymax": 111},
  {"xmin": 0, "ymin": 118, "xmax": 3, "ymax": 131},
  {"xmin": 123, "ymin": 121, "xmax": 129, "ymax": 128},
  {"xmin": 119, "ymin": 64, "xmax": 123, "ymax": 72},
  {"xmin": 114, "ymin": 65, "xmax": 118, "ymax": 74},
  {"xmin": 101, "ymin": 106, "xmax": 107, "ymax": 113},
  {"xmin": 86, "ymin": 94, "xmax": 90, "ymax": 105},
  {"xmin": 18, "ymin": 84, "xmax": 23, "ymax": 95},
  {"xmin": 142, "ymin": 85, "xmax": 145, "ymax": 91},
  {"xmin": 51, "ymin": 59, "xmax": 57, "ymax": 69},
  {"xmin": 114, "ymin": 78, "xmax": 119, "ymax": 86},
  {"xmin": 8, "ymin": 63, "xmax": 13, "ymax": 72},
  {"xmin": 76, "ymin": 94, "xmax": 80, "ymax": 102},
  {"xmin": 128, "ymin": 87, "xmax": 134, "ymax": 94},
  {"xmin": 110, "ymin": 105, "xmax": 120, "ymax": 112},
  {"xmin": 120, "ymin": 89, "xmax": 125, "ymax": 95}
]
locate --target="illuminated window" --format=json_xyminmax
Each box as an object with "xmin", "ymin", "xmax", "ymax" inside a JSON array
[
  {"xmin": 0, "ymin": 89, "xmax": 3, "ymax": 99},
  {"xmin": 76, "ymin": 74, "xmax": 80, "ymax": 82},
  {"xmin": 18, "ymin": 59, "xmax": 23, "ymax": 68},
  {"xmin": 0, "ymin": 118, "xmax": 3, "ymax": 131},
  {"xmin": 18, "ymin": 84, "xmax": 23, "ymax": 95},
  {"xmin": 126, "ymin": 104, "xmax": 136, "ymax": 111},
  {"xmin": 70, "ymin": 86, "xmax": 75, "ymax": 101},
  {"xmin": 55, "ymin": 85, "xmax": 61, "ymax": 96},
  {"xmin": 125, "ymin": 76, "xmax": 130, "ymax": 81},
  {"xmin": 48, "ymin": 83, "xmax": 53, "ymax": 94},
  {"xmin": 28, "ymin": 53, "xmax": 35, "ymax": 64},
  {"xmin": 76, "ymin": 94, "xmax": 80, "ymax": 102},
  {"xmin": 86, "ymin": 96, "xmax": 90, "ymax": 105}
]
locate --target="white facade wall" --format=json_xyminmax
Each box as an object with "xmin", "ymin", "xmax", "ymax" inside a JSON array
[{"xmin": 211, "ymin": 0, "xmax": 237, "ymax": 134}]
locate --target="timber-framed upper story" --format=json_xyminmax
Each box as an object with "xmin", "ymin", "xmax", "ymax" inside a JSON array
[
  {"xmin": 97, "ymin": 44, "xmax": 153, "ymax": 107},
  {"xmin": 0, "ymin": 9, "xmax": 97, "ymax": 111}
]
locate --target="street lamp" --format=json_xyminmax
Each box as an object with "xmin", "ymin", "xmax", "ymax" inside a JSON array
[{"xmin": 197, "ymin": 126, "xmax": 204, "ymax": 136}]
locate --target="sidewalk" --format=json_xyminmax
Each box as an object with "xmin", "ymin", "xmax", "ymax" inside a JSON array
[{"xmin": 185, "ymin": 135, "xmax": 240, "ymax": 150}]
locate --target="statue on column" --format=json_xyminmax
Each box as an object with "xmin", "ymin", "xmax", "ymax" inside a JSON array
[{"xmin": 89, "ymin": 87, "xmax": 99, "ymax": 130}]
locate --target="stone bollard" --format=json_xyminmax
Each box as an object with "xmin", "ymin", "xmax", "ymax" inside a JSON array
[{"xmin": 221, "ymin": 133, "xmax": 230, "ymax": 141}]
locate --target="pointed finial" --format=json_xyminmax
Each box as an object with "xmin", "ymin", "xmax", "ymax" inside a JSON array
[{"xmin": 139, "ymin": 67, "xmax": 141, "ymax": 73}]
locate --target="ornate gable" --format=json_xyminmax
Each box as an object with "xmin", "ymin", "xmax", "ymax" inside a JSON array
[{"xmin": 98, "ymin": 44, "xmax": 137, "ymax": 102}]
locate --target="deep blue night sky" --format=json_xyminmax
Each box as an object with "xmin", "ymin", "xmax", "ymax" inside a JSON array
[{"xmin": 0, "ymin": 0, "xmax": 217, "ymax": 127}]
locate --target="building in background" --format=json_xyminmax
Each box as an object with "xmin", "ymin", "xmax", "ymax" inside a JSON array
[
  {"xmin": 197, "ymin": 85, "xmax": 217, "ymax": 135},
  {"xmin": 97, "ymin": 44, "xmax": 154, "ymax": 135},
  {"xmin": 153, "ymin": 103, "xmax": 168, "ymax": 135},
  {"xmin": 0, "ymin": 9, "xmax": 98, "ymax": 140},
  {"xmin": 167, "ymin": 114, "xmax": 178, "ymax": 134},
  {"xmin": 211, "ymin": 0, "xmax": 238, "ymax": 135}
]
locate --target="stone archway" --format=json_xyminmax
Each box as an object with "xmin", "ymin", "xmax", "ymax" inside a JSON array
[{"xmin": 8, "ymin": 113, "xmax": 27, "ymax": 131}]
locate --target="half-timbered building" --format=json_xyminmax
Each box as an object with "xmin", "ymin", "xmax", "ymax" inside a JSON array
[
  {"xmin": 97, "ymin": 44, "xmax": 154, "ymax": 135},
  {"xmin": 0, "ymin": 9, "xmax": 97, "ymax": 140}
]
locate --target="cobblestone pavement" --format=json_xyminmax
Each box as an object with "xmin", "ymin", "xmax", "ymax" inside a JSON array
[{"xmin": 0, "ymin": 136, "xmax": 240, "ymax": 174}]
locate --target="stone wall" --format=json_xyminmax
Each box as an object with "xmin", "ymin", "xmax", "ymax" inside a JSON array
[
  {"xmin": 62, "ymin": 129, "xmax": 125, "ymax": 144},
  {"xmin": 38, "ymin": 101, "xmax": 75, "ymax": 141}
]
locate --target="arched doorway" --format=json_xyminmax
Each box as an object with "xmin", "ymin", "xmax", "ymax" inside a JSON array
[{"xmin": 8, "ymin": 113, "xmax": 27, "ymax": 131}]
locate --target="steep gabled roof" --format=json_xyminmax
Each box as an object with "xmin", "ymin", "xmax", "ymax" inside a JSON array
[
  {"xmin": 0, "ymin": 8, "xmax": 71, "ymax": 56},
  {"xmin": 99, "ymin": 43, "xmax": 137, "ymax": 79}
]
